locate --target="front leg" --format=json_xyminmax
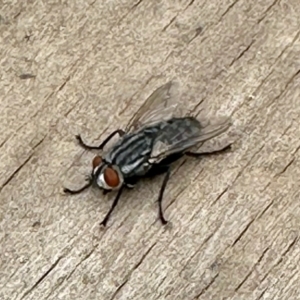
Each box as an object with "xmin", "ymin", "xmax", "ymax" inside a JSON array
[
  {"xmin": 76, "ymin": 129, "xmax": 125, "ymax": 151},
  {"xmin": 63, "ymin": 175, "xmax": 93, "ymax": 194},
  {"xmin": 100, "ymin": 185, "xmax": 125, "ymax": 227}
]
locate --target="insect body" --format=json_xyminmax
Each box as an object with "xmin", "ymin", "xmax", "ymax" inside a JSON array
[{"xmin": 63, "ymin": 81, "xmax": 233, "ymax": 226}]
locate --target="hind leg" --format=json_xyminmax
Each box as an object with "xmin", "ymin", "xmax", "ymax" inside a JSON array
[{"xmin": 185, "ymin": 143, "xmax": 232, "ymax": 157}]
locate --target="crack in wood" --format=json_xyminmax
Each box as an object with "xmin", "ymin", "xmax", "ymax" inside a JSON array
[
  {"xmin": 154, "ymin": 275, "xmax": 168, "ymax": 299},
  {"xmin": 0, "ymin": 154, "xmax": 33, "ymax": 192},
  {"xmin": 280, "ymin": 236, "xmax": 298, "ymax": 259},
  {"xmin": 58, "ymin": 76, "xmax": 71, "ymax": 92},
  {"xmin": 257, "ymin": 0, "xmax": 279, "ymax": 24},
  {"xmin": 195, "ymin": 273, "xmax": 219, "ymax": 299},
  {"xmin": 232, "ymin": 144, "xmax": 265, "ymax": 182},
  {"xmin": 209, "ymin": 144, "xmax": 264, "ymax": 206},
  {"xmin": 34, "ymin": 242, "xmax": 99, "ymax": 300},
  {"xmin": 19, "ymin": 73, "xmax": 36, "ymax": 80},
  {"xmin": 188, "ymin": 0, "xmax": 195, "ymax": 7},
  {"xmin": 220, "ymin": 0, "xmax": 240, "ymax": 19},
  {"xmin": 235, "ymin": 68, "xmax": 274, "ymax": 115},
  {"xmin": 65, "ymin": 246, "xmax": 98, "ymax": 281},
  {"xmin": 20, "ymin": 256, "xmax": 63, "ymax": 299},
  {"xmin": 259, "ymin": 236, "xmax": 298, "ymax": 286},
  {"xmin": 229, "ymin": 39, "xmax": 255, "ymax": 67},
  {"xmin": 162, "ymin": 16, "xmax": 177, "ymax": 32},
  {"xmin": 109, "ymin": 242, "xmax": 157, "ymax": 300},
  {"xmin": 211, "ymin": 186, "xmax": 229, "ymax": 206},
  {"xmin": 235, "ymin": 247, "xmax": 269, "ymax": 291},
  {"xmin": 257, "ymin": 287, "xmax": 268, "ymax": 299},
  {"xmin": 260, "ymin": 68, "xmax": 300, "ymax": 145},
  {"xmin": 292, "ymin": 144, "xmax": 300, "ymax": 156},
  {"xmin": 231, "ymin": 217, "xmax": 256, "ymax": 247},
  {"xmin": 256, "ymin": 199, "xmax": 275, "ymax": 219},
  {"xmin": 273, "ymin": 31, "xmax": 300, "ymax": 67},
  {"xmin": 14, "ymin": 1, "xmax": 153, "ymax": 135},
  {"xmin": 132, "ymin": 0, "xmax": 143, "ymax": 9},
  {"xmin": 188, "ymin": 27, "xmax": 204, "ymax": 44},
  {"xmin": 233, "ymin": 34, "xmax": 300, "ymax": 121},
  {"xmin": 110, "ymin": 279, "xmax": 128, "ymax": 300},
  {"xmin": 179, "ymin": 232, "xmax": 215, "ymax": 277},
  {"xmin": 0, "ymin": 136, "xmax": 11, "ymax": 149},
  {"xmin": 0, "ymin": 135, "xmax": 46, "ymax": 192},
  {"xmin": 280, "ymin": 121, "xmax": 294, "ymax": 138},
  {"xmin": 275, "ymin": 157, "xmax": 295, "ymax": 177},
  {"xmin": 283, "ymin": 69, "xmax": 300, "ymax": 91},
  {"xmin": 14, "ymin": 11, "xmax": 21, "ymax": 19}
]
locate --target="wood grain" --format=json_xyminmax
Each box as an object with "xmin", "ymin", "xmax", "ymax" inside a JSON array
[{"xmin": 1, "ymin": 0, "xmax": 300, "ymax": 299}]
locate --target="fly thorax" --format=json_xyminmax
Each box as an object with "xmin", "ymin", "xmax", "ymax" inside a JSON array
[{"xmin": 96, "ymin": 165, "xmax": 123, "ymax": 190}]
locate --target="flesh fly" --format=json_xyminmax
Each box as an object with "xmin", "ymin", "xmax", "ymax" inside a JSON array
[{"xmin": 63, "ymin": 80, "xmax": 233, "ymax": 226}]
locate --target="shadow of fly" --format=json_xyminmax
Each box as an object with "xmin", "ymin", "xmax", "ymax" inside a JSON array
[{"xmin": 63, "ymin": 80, "xmax": 233, "ymax": 227}]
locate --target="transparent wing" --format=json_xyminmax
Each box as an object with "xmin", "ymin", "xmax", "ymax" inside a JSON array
[
  {"xmin": 125, "ymin": 80, "xmax": 182, "ymax": 132},
  {"xmin": 149, "ymin": 116, "xmax": 232, "ymax": 163}
]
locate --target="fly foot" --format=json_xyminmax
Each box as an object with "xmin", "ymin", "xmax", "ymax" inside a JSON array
[
  {"xmin": 99, "ymin": 219, "xmax": 108, "ymax": 228},
  {"xmin": 75, "ymin": 134, "xmax": 86, "ymax": 148},
  {"xmin": 63, "ymin": 187, "xmax": 75, "ymax": 194}
]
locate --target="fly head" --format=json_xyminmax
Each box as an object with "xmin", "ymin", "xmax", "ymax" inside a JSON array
[{"xmin": 92, "ymin": 155, "xmax": 124, "ymax": 192}]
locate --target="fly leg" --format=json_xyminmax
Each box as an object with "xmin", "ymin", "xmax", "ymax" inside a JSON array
[
  {"xmin": 185, "ymin": 143, "xmax": 232, "ymax": 157},
  {"xmin": 124, "ymin": 176, "xmax": 139, "ymax": 189},
  {"xmin": 100, "ymin": 185, "xmax": 125, "ymax": 227},
  {"xmin": 76, "ymin": 129, "xmax": 125, "ymax": 150},
  {"xmin": 145, "ymin": 164, "xmax": 172, "ymax": 225},
  {"xmin": 63, "ymin": 175, "xmax": 93, "ymax": 194},
  {"xmin": 157, "ymin": 166, "xmax": 171, "ymax": 225}
]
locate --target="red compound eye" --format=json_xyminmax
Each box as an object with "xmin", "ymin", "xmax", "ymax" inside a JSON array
[
  {"xmin": 103, "ymin": 167, "xmax": 120, "ymax": 188},
  {"xmin": 92, "ymin": 155, "xmax": 102, "ymax": 169}
]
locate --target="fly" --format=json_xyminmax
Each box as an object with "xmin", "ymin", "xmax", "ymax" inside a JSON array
[{"xmin": 63, "ymin": 80, "xmax": 233, "ymax": 226}]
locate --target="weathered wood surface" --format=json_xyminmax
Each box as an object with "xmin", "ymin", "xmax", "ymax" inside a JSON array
[{"xmin": 1, "ymin": 0, "xmax": 300, "ymax": 299}]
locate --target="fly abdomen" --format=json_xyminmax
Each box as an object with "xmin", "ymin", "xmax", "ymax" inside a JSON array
[{"xmin": 153, "ymin": 117, "xmax": 201, "ymax": 147}]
